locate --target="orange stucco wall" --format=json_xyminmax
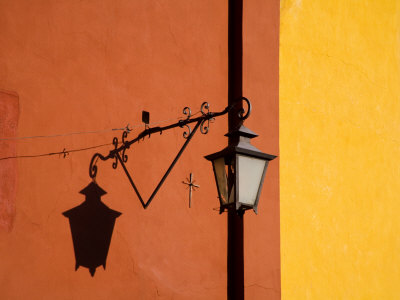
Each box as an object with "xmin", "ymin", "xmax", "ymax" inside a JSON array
[
  {"xmin": 0, "ymin": 1, "xmax": 279, "ymax": 299},
  {"xmin": 0, "ymin": 90, "xmax": 19, "ymax": 232}
]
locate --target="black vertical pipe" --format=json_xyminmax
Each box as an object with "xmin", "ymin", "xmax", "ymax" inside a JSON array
[
  {"xmin": 228, "ymin": 0, "xmax": 243, "ymax": 131},
  {"xmin": 227, "ymin": 209, "xmax": 244, "ymax": 300},
  {"xmin": 227, "ymin": 0, "xmax": 244, "ymax": 300}
]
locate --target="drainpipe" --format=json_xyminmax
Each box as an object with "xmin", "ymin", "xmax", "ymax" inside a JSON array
[{"xmin": 227, "ymin": 0, "xmax": 244, "ymax": 299}]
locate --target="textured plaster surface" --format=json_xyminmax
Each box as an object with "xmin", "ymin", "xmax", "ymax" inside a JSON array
[
  {"xmin": 280, "ymin": 1, "xmax": 400, "ymax": 299},
  {"xmin": 0, "ymin": 90, "xmax": 18, "ymax": 232},
  {"xmin": 0, "ymin": 0, "xmax": 279, "ymax": 299}
]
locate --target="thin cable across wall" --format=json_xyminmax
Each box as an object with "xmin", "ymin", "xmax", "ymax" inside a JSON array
[
  {"xmin": 0, "ymin": 111, "xmax": 201, "ymax": 161},
  {"xmin": 0, "ymin": 143, "xmax": 113, "ymax": 161}
]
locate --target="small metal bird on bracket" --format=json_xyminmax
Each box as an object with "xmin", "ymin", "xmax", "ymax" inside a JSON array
[{"xmin": 182, "ymin": 173, "xmax": 200, "ymax": 208}]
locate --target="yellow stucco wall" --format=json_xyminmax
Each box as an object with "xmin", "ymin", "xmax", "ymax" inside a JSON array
[{"xmin": 280, "ymin": 1, "xmax": 400, "ymax": 299}]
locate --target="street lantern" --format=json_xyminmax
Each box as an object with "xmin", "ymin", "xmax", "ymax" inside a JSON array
[{"xmin": 205, "ymin": 125, "xmax": 276, "ymax": 214}]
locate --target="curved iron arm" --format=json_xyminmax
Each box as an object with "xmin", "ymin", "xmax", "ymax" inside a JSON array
[
  {"xmin": 88, "ymin": 97, "xmax": 251, "ymax": 207},
  {"xmin": 89, "ymin": 152, "xmax": 111, "ymax": 178},
  {"xmin": 237, "ymin": 97, "xmax": 251, "ymax": 120}
]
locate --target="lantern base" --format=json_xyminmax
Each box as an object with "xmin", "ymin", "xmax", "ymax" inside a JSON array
[{"xmin": 219, "ymin": 203, "xmax": 256, "ymax": 216}]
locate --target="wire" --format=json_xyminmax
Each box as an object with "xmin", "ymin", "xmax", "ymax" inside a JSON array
[
  {"xmin": 0, "ymin": 109, "xmax": 205, "ymax": 161},
  {"xmin": 0, "ymin": 113, "xmax": 197, "ymax": 141},
  {"xmin": 0, "ymin": 128, "xmax": 126, "ymax": 141},
  {"xmin": 0, "ymin": 142, "xmax": 113, "ymax": 161}
]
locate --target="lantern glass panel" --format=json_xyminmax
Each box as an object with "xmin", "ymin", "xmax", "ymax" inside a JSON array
[
  {"xmin": 228, "ymin": 184, "xmax": 235, "ymax": 204},
  {"xmin": 212, "ymin": 157, "xmax": 228, "ymax": 204},
  {"xmin": 237, "ymin": 154, "xmax": 266, "ymax": 206}
]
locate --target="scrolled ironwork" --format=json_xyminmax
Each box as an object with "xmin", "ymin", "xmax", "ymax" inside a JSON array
[
  {"xmin": 183, "ymin": 107, "xmax": 191, "ymax": 120},
  {"xmin": 89, "ymin": 155, "xmax": 98, "ymax": 179},
  {"xmin": 112, "ymin": 137, "xmax": 119, "ymax": 169},
  {"xmin": 237, "ymin": 97, "xmax": 251, "ymax": 120},
  {"xmin": 121, "ymin": 130, "xmax": 129, "ymax": 163},
  {"xmin": 89, "ymin": 153, "xmax": 108, "ymax": 179},
  {"xmin": 179, "ymin": 123, "xmax": 192, "ymax": 139},
  {"xmin": 200, "ymin": 119, "xmax": 209, "ymax": 134},
  {"xmin": 200, "ymin": 102, "xmax": 210, "ymax": 116},
  {"xmin": 87, "ymin": 97, "xmax": 253, "ymax": 209}
]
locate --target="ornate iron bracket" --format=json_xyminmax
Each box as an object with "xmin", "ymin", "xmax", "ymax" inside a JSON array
[{"xmin": 88, "ymin": 97, "xmax": 251, "ymax": 209}]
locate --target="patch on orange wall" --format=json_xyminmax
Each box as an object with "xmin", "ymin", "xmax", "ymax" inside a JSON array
[{"xmin": 0, "ymin": 90, "xmax": 19, "ymax": 232}]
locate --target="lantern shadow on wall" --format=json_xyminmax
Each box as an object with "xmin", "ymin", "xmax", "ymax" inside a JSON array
[{"xmin": 63, "ymin": 182, "xmax": 121, "ymax": 277}]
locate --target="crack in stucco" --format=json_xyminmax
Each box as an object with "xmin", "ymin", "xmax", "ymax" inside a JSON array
[
  {"xmin": 246, "ymin": 283, "xmax": 274, "ymax": 291},
  {"xmin": 282, "ymin": 44, "xmax": 388, "ymax": 91}
]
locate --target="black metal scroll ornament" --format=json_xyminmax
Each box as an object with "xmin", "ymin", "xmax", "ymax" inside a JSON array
[{"xmin": 88, "ymin": 97, "xmax": 251, "ymax": 209}]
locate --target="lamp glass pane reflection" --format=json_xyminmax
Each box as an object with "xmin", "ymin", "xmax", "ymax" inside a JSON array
[
  {"xmin": 237, "ymin": 154, "xmax": 267, "ymax": 206},
  {"xmin": 212, "ymin": 157, "xmax": 228, "ymax": 204}
]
